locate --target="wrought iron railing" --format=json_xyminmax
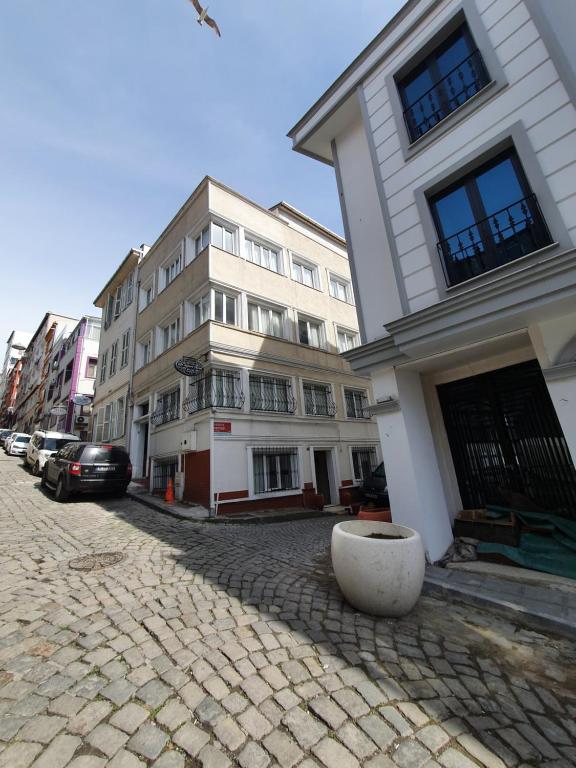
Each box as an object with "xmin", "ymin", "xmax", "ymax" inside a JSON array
[
  {"xmin": 303, "ymin": 384, "xmax": 337, "ymax": 417},
  {"xmin": 345, "ymin": 391, "xmax": 371, "ymax": 419},
  {"xmin": 437, "ymin": 194, "xmax": 552, "ymax": 287},
  {"xmin": 183, "ymin": 372, "xmax": 245, "ymax": 415},
  {"xmin": 152, "ymin": 461, "xmax": 177, "ymax": 492},
  {"xmin": 249, "ymin": 376, "xmax": 296, "ymax": 413},
  {"xmin": 403, "ymin": 49, "xmax": 489, "ymax": 141},
  {"xmin": 151, "ymin": 400, "xmax": 180, "ymax": 426}
]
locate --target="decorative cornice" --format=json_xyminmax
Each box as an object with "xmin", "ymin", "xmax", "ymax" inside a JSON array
[
  {"xmin": 342, "ymin": 335, "xmax": 407, "ymax": 374},
  {"xmin": 542, "ymin": 361, "xmax": 576, "ymax": 382},
  {"xmin": 369, "ymin": 398, "xmax": 401, "ymax": 415}
]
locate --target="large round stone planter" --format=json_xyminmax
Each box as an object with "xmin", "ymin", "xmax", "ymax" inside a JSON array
[{"xmin": 331, "ymin": 520, "xmax": 425, "ymax": 617}]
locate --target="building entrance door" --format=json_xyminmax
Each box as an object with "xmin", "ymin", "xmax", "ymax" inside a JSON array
[
  {"xmin": 314, "ymin": 450, "xmax": 333, "ymax": 505},
  {"xmin": 437, "ymin": 360, "xmax": 576, "ymax": 516}
]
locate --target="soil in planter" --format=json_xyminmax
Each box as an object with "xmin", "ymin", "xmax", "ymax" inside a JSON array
[{"xmin": 364, "ymin": 533, "xmax": 403, "ymax": 540}]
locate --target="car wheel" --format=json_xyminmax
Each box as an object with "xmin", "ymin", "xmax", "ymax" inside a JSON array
[
  {"xmin": 54, "ymin": 476, "xmax": 69, "ymax": 502},
  {"xmin": 33, "ymin": 461, "xmax": 40, "ymax": 477}
]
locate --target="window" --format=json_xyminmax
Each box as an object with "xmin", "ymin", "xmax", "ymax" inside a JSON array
[
  {"xmin": 249, "ymin": 374, "xmax": 295, "ymax": 413},
  {"xmin": 398, "ymin": 23, "xmax": 489, "ymax": 142},
  {"xmin": 125, "ymin": 271, "xmax": 135, "ymax": 306},
  {"xmin": 329, "ymin": 275, "xmax": 353, "ymax": 303},
  {"xmin": 214, "ymin": 291, "xmax": 236, "ymax": 325},
  {"xmin": 292, "ymin": 258, "xmax": 317, "ymax": 288},
  {"xmin": 93, "ymin": 408, "xmax": 103, "ymax": 442},
  {"xmin": 194, "ymin": 226, "xmax": 210, "ymax": 257},
  {"xmin": 162, "ymin": 318, "xmax": 180, "ymax": 352},
  {"xmin": 253, "ymin": 448, "xmax": 299, "ymax": 494},
  {"xmin": 352, "ymin": 447, "xmax": 378, "ymax": 482},
  {"xmin": 430, "ymin": 149, "xmax": 553, "ymax": 287},
  {"xmin": 114, "ymin": 286, "xmax": 123, "ymax": 319},
  {"xmin": 109, "ymin": 341, "xmax": 118, "ymax": 377},
  {"xmin": 162, "ymin": 250, "xmax": 182, "ymax": 289},
  {"xmin": 85, "ymin": 320, "xmax": 100, "ymax": 341},
  {"xmin": 138, "ymin": 339, "xmax": 151, "ymax": 368},
  {"xmin": 191, "ymin": 294, "xmax": 210, "ymax": 330},
  {"xmin": 152, "ymin": 388, "xmax": 181, "ymax": 426},
  {"xmin": 248, "ymin": 302, "xmax": 284, "ymax": 338},
  {"xmin": 64, "ymin": 361, "xmax": 73, "ymax": 383},
  {"xmin": 303, "ymin": 382, "xmax": 336, "ymax": 417},
  {"xmin": 184, "ymin": 369, "xmax": 243, "ymax": 414},
  {"xmin": 114, "ymin": 397, "xmax": 125, "ymax": 438},
  {"xmin": 86, "ymin": 358, "xmax": 97, "ymax": 378},
  {"xmin": 99, "ymin": 351, "xmax": 108, "ymax": 384},
  {"xmin": 298, "ymin": 317, "xmax": 323, "ymax": 348},
  {"xmin": 345, "ymin": 389, "xmax": 369, "ymax": 419},
  {"xmin": 245, "ymin": 237, "xmax": 281, "ymax": 273},
  {"xmin": 140, "ymin": 282, "xmax": 153, "ymax": 311},
  {"xmin": 102, "ymin": 403, "xmax": 112, "ymax": 441},
  {"xmin": 120, "ymin": 330, "xmax": 131, "ymax": 368},
  {"xmin": 211, "ymin": 222, "xmax": 235, "ymax": 253},
  {"xmin": 337, "ymin": 328, "xmax": 359, "ymax": 353},
  {"xmin": 104, "ymin": 295, "xmax": 114, "ymax": 329}
]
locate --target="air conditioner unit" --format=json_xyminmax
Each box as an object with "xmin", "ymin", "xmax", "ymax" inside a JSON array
[
  {"xmin": 180, "ymin": 431, "xmax": 197, "ymax": 452},
  {"xmin": 75, "ymin": 415, "xmax": 88, "ymax": 425}
]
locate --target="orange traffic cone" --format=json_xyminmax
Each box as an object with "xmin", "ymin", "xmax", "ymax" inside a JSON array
[{"xmin": 165, "ymin": 477, "xmax": 175, "ymax": 503}]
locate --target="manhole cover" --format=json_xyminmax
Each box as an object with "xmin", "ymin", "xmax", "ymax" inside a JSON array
[{"xmin": 69, "ymin": 552, "xmax": 125, "ymax": 571}]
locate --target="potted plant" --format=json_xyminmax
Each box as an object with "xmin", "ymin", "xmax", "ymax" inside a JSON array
[{"xmin": 331, "ymin": 520, "xmax": 425, "ymax": 617}]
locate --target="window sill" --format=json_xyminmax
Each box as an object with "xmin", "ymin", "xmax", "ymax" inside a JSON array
[{"xmin": 293, "ymin": 281, "xmax": 322, "ymax": 293}]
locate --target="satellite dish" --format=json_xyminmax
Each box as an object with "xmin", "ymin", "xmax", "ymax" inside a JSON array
[{"xmin": 174, "ymin": 356, "xmax": 204, "ymax": 377}]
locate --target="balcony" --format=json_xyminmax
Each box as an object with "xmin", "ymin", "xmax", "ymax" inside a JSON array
[
  {"xmin": 183, "ymin": 372, "xmax": 245, "ymax": 415},
  {"xmin": 403, "ymin": 49, "xmax": 489, "ymax": 142},
  {"xmin": 437, "ymin": 194, "xmax": 553, "ymax": 287}
]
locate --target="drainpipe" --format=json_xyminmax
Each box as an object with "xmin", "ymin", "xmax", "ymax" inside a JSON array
[{"xmin": 67, "ymin": 321, "xmax": 85, "ymax": 434}]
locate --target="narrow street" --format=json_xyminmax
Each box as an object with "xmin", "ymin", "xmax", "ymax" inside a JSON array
[{"xmin": 0, "ymin": 454, "xmax": 575, "ymax": 768}]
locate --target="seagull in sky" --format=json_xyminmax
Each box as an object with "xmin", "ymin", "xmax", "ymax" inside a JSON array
[{"xmin": 189, "ymin": 0, "xmax": 221, "ymax": 37}]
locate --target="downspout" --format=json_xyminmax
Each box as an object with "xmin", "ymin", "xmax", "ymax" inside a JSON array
[{"xmin": 67, "ymin": 321, "xmax": 85, "ymax": 434}]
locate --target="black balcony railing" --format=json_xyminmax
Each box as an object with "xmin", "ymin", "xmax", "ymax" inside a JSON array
[
  {"xmin": 152, "ymin": 460, "xmax": 177, "ymax": 492},
  {"xmin": 403, "ymin": 49, "xmax": 489, "ymax": 142},
  {"xmin": 303, "ymin": 384, "xmax": 337, "ymax": 417},
  {"xmin": 183, "ymin": 372, "xmax": 245, "ymax": 415},
  {"xmin": 249, "ymin": 376, "xmax": 296, "ymax": 413},
  {"xmin": 345, "ymin": 391, "xmax": 371, "ymax": 419},
  {"xmin": 151, "ymin": 399, "xmax": 180, "ymax": 426},
  {"xmin": 437, "ymin": 194, "xmax": 553, "ymax": 287}
]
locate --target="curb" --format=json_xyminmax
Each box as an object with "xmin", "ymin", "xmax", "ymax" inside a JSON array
[
  {"xmin": 126, "ymin": 490, "xmax": 341, "ymax": 526},
  {"xmin": 423, "ymin": 576, "xmax": 576, "ymax": 640}
]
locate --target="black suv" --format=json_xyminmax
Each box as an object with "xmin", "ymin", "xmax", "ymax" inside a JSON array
[{"xmin": 42, "ymin": 443, "xmax": 132, "ymax": 501}]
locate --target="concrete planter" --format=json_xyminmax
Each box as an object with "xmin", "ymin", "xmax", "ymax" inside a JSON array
[{"xmin": 331, "ymin": 520, "xmax": 425, "ymax": 617}]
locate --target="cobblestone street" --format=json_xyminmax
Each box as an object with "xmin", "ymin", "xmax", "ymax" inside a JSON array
[{"xmin": 1, "ymin": 455, "xmax": 575, "ymax": 768}]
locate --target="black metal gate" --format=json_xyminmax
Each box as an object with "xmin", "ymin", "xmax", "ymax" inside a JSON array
[{"xmin": 437, "ymin": 360, "xmax": 576, "ymax": 517}]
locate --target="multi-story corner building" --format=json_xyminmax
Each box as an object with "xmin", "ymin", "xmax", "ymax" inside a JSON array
[
  {"xmin": 13, "ymin": 313, "xmax": 78, "ymax": 434},
  {"xmin": 44, "ymin": 316, "xmax": 101, "ymax": 438},
  {"xmin": 92, "ymin": 246, "xmax": 148, "ymax": 448},
  {"xmin": 0, "ymin": 330, "xmax": 32, "ymax": 408},
  {"xmin": 0, "ymin": 359, "xmax": 24, "ymax": 428},
  {"xmin": 127, "ymin": 177, "xmax": 379, "ymax": 512},
  {"xmin": 289, "ymin": 0, "xmax": 576, "ymax": 560}
]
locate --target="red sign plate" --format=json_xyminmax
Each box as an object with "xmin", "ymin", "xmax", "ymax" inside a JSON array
[{"xmin": 214, "ymin": 421, "xmax": 232, "ymax": 433}]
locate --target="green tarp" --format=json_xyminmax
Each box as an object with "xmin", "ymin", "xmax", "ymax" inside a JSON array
[{"xmin": 476, "ymin": 507, "xmax": 576, "ymax": 580}]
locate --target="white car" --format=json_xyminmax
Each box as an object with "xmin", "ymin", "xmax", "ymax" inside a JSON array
[
  {"xmin": 6, "ymin": 433, "xmax": 31, "ymax": 456},
  {"xmin": 3, "ymin": 432, "xmax": 18, "ymax": 452},
  {"xmin": 26, "ymin": 430, "xmax": 79, "ymax": 476}
]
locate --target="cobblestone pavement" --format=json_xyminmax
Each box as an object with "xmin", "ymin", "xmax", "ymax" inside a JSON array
[{"xmin": 1, "ymin": 455, "xmax": 575, "ymax": 768}]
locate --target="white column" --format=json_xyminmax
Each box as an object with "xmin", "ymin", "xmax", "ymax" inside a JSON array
[
  {"xmin": 541, "ymin": 368, "xmax": 576, "ymax": 465},
  {"xmin": 372, "ymin": 367, "xmax": 453, "ymax": 562}
]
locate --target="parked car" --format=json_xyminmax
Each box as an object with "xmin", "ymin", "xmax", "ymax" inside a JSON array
[
  {"xmin": 6, "ymin": 433, "xmax": 31, "ymax": 456},
  {"xmin": 362, "ymin": 462, "xmax": 389, "ymax": 507},
  {"xmin": 3, "ymin": 432, "xmax": 17, "ymax": 452},
  {"xmin": 26, "ymin": 430, "xmax": 79, "ymax": 476},
  {"xmin": 0, "ymin": 429, "xmax": 14, "ymax": 446},
  {"xmin": 42, "ymin": 443, "xmax": 132, "ymax": 501}
]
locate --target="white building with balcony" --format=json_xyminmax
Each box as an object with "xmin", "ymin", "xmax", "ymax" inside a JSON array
[{"xmin": 289, "ymin": 0, "xmax": 576, "ymax": 560}]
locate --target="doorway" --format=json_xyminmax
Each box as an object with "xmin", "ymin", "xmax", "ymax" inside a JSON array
[
  {"xmin": 314, "ymin": 449, "xmax": 335, "ymax": 506},
  {"xmin": 437, "ymin": 360, "xmax": 576, "ymax": 516}
]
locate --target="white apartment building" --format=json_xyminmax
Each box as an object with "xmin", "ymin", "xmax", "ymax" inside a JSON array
[
  {"xmin": 92, "ymin": 247, "xmax": 148, "ymax": 448},
  {"xmin": 129, "ymin": 177, "xmax": 380, "ymax": 513},
  {"xmin": 44, "ymin": 316, "xmax": 101, "ymax": 438},
  {"xmin": 290, "ymin": 0, "xmax": 576, "ymax": 560}
]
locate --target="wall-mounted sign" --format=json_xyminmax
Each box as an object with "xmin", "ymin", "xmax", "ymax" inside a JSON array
[
  {"xmin": 72, "ymin": 394, "xmax": 92, "ymax": 406},
  {"xmin": 50, "ymin": 406, "xmax": 68, "ymax": 416},
  {"xmin": 174, "ymin": 356, "xmax": 204, "ymax": 377},
  {"xmin": 214, "ymin": 421, "xmax": 231, "ymax": 433}
]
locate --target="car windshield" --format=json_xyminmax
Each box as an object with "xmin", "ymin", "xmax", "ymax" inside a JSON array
[
  {"xmin": 15, "ymin": 436, "xmax": 30, "ymax": 444},
  {"xmin": 43, "ymin": 438, "xmax": 74, "ymax": 451},
  {"xmin": 81, "ymin": 445, "xmax": 129, "ymax": 464}
]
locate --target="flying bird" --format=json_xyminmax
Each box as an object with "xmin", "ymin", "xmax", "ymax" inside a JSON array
[{"xmin": 189, "ymin": 0, "xmax": 221, "ymax": 37}]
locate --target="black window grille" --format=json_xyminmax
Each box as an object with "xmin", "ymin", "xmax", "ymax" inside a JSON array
[
  {"xmin": 153, "ymin": 460, "xmax": 177, "ymax": 492},
  {"xmin": 253, "ymin": 447, "xmax": 299, "ymax": 494},
  {"xmin": 399, "ymin": 25, "xmax": 490, "ymax": 142},
  {"xmin": 183, "ymin": 370, "xmax": 244, "ymax": 415},
  {"xmin": 352, "ymin": 447, "xmax": 378, "ymax": 482},
  {"xmin": 303, "ymin": 383, "xmax": 336, "ymax": 417},
  {"xmin": 151, "ymin": 389, "xmax": 180, "ymax": 426},
  {"xmin": 345, "ymin": 389, "xmax": 370, "ymax": 419},
  {"xmin": 249, "ymin": 375, "xmax": 296, "ymax": 413}
]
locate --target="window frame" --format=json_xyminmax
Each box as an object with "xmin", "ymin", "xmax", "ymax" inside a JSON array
[
  {"xmin": 153, "ymin": 386, "xmax": 181, "ymax": 427},
  {"xmin": 344, "ymin": 387, "xmax": 370, "ymax": 419},
  {"xmin": 328, "ymin": 273, "xmax": 353, "ymax": 303},
  {"xmin": 350, "ymin": 446, "xmax": 379, "ymax": 484},
  {"xmin": 244, "ymin": 234, "xmax": 283, "ymax": 275},
  {"xmin": 160, "ymin": 245, "xmax": 183, "ymax": 291},
  {"xmin": 250, "ymin": 447, "xmax": 300, "ymax": 496},
  {"xmin": 247, "ymin": 299, "xmax": 286, "ymax": 339},
  {"xmin": 109, "ymin": 340, "xmax": 118, "ymax": 377},
  {"xmin": 120, "ymin": 329, "xmax": 131, "ymax": 369},
  {"xmin": 139, "ymin": 277, "xmax": 154, "ymax": 312},
  {"xmin": 99, "ymin": 350, "xmax": 108, "ymax": 384},
  {"xmin": 291, "ymin": 254, "xmax": 320, "ymax": 290},
  {"xmin": 85, "ymin": 357, "xmax": 98, "ymax": 379},
  {"xmin": 302, "ymin": 380, "xmax": 336, "ymax": 417},
  {"xmin": 297, "ymin": 314, "xmax": 325, "ymax": 349},
  {"xmin": 160, "ymin": 317, "xmax": 181, "ymax": 353},
  {"xmin": 336, "ymin": 326, "xmax": 359, "ymax": 353}
]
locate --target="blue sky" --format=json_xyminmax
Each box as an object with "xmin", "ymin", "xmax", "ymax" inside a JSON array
[{"xmin": 0, "ymin": 0, "xmax": 404, "ymax": 350}]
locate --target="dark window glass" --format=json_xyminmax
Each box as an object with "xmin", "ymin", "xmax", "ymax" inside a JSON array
[
  {"xmin": 431, "ymin": 150, "xmax": 553, "ymax": 286},
  {"xmin": 399, "ymin": 24, "xmax": 489, "ymax": 142},
  {"xmin": 81, "ymin": 445, "xmax": 129, "ymax": 464},
  {"xmin": 43, "ymin": 438, "xmax": 75, "ymax": 451}
]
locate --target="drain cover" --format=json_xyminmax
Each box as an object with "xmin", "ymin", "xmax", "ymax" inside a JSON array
[{"xmin": 69, "ymin": 552, "xmax": 125, "ymax": 571}]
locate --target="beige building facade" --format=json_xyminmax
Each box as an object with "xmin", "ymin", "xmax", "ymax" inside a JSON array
[{"xmin": 130, "ymin": 177, "xmax": 380, "ymax": 513}]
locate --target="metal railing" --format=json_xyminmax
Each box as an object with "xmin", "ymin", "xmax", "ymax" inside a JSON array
[
  {"xmin": 183, "ymin": 372, "xmax": 245, "ymax": 415},
  {"xmin": 437, "ymin": 193, "xmax": 553, "ymax": 287},
  {"xmin": 345, "ymin": 391, "xmax": 371, "ymax": 419},
  {"xmin": 303, "ymin": 384, "xmax": 337, "ymax": 417},
  {"xmin": 152, "ymin": 461, "xmax": 177, "ymax": 492},
  {"xmin": 249, "ymin": 376, "xmax": 296, "ymax": 413},
  {"xmin": 151, "ymin": 399, "xmax": 180, "ymax": 426},
  {"xmin": 403, "ymin": 49, "xmax": 489, "ymax": 141}
]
